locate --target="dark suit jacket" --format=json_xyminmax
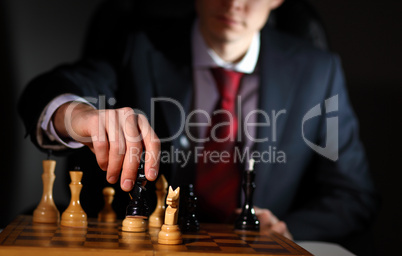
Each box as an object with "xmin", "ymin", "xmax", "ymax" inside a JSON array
[{"xmin": 18, "ymin": 16, "xmax": 378, "ymax": 243}]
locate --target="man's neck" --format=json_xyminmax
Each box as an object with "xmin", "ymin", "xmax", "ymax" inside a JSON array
[{"xmin": 201, "ymin": 32, "xmax": 254, "ymax": 63}]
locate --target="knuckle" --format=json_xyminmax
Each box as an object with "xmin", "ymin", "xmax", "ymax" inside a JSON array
[
  {"xmin": 108, "ymin": 142, "xmax": 121, "ymax": 152},
  {"xmin": 93, "ymin": 140, "xmax": 108, "ymax": 151},
  {"xmin": 124, "ymin": 163, "xmax": 137, "ymax": 173},
  {"xmin": 98, "ymin": 160, "xmax": 108, "ymax": 169},
  {"xmin": 120, "ymin": 107, "xmax": 134, "ymax": 114},
  {"xmin": 261, "ymin": 209, "xmax": 271, "ymax": 217},
  {"xmin": 128, "ymin": 141, "xmax": 142, "ymax": 151},
  {"xmin": 153, "ymin": 139, "xmax": 161, "ymax": 151},
  {"xmin": 153, "ymin": 134, "xmax": 161, "ymax": 145},
  {"xmin": 96, "ymin": 156, "xmax": 108, "ymax": 169},
  {"xmin": 122, "ymin": 166, "xmax": 137, "ymax": 177},
  {"xmin": 281, "ymin": 221, "xmax": 288, "ymax": 229},
  {"xmin": 87, "ymin": 111, "xmax": 100, "ymax": 122},
  {"xmin": 137, "ymin": 113, "xmax": 146, "ymax": 120},
  {"xmin": 277, "ymin": 222, "xmax": 286, "ymax": 232},
  {"xmin": 107, "ymin": 169, "xmax": 121, "ymax": 179}
]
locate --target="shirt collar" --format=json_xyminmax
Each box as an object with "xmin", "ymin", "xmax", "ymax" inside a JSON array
[{"xmin": 192, "ymin": 21, "xmax": 260, "ymax": 74}]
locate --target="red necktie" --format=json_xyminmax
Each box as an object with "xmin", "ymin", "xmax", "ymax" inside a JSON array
[{"xmin": 195, "ymin": 67, "xmax": 244, "ymax": 221}]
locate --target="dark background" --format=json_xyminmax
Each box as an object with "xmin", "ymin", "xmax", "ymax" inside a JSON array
[{"xmin": 1, "ymin": 0, "xmax": 401, "ymax": 255}]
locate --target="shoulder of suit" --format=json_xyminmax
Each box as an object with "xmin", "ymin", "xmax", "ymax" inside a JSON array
[
  {"xmin": 122, "ymin": 15, "xmax": 194, "ymax": 63},
  {"xmin": 260, "ymin": 26, "xmax": 337, "ymax": 64}
]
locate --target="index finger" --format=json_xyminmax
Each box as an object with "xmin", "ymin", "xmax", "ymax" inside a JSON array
[{"xmin": 137, "ymin": 114, "xmax": 160, "ymax": 181}]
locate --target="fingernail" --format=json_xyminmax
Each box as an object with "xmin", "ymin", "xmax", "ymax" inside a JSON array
[
  {"xmin": 148, "ymin": 168, "xmax": 157, "ymax": 180},
  {"xmin": 122, "ymin": 179, "xmax": 134, "ymax": 191},
  {"xmin": 108, "ymin": 176, "xmax": 117, "ymax": 184}
]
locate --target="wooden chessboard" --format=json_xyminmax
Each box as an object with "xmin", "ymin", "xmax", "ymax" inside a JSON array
[{"xmin": 0, "ymin": 215, "xmax": 312, "ymax": 256}]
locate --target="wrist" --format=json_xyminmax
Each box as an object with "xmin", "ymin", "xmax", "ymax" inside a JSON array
[{"xmin": 52, "ymin": 102, "xmax": 93, "ymax": 139}]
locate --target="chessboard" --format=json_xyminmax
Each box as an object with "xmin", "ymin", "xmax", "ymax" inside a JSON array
[{"xmin": 0, "ymin": 215, "xmax": 312, "ymax": 256}]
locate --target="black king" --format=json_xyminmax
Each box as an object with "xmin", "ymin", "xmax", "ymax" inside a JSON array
[{"xmin": 235, "ymin": 159, "xmax": 260, "ymax": 231}]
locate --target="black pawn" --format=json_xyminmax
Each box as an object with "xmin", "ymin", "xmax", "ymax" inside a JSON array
[
  {"xmin": 235, "ymin": 162, "xmax": 260, "ymax": 231},
  {"xmin": 180, "ymin": 184, "xmax": 200, "ymax": 232},
  {"xmin": 125, "ymin": 157, "xmax": 149, "ymax": 217}
]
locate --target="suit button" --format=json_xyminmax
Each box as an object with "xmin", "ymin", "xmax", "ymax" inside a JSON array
[{"xmin": 180, "ymin": 135, "xmax": 190, "ymax": 149}]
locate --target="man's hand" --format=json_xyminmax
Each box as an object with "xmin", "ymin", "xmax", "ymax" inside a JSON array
[
  {"xmin": 53, "ymin": 102, "xmax": 160, "ymax": 192},
  {"xmin": 235, "ymin": 207, "xmax": 293, "ymax": 240},
  {"xmin": 254, "ymin": 207, "xmax": 293, "ymax": 240}
]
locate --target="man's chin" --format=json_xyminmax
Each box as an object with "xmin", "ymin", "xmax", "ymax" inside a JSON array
[{"xmin": 212, "ymin": 30, "xmax": 245, "ymax": 44}]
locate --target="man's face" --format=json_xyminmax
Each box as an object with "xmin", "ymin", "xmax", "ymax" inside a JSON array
[{"xmin": 196, "ymin": 0, "xmax": 283, "ymax": 44}]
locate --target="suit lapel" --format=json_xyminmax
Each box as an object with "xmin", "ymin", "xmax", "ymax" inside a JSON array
[
  {"xmin": 150, "ymin": 51, "xmax": 193, "ymax": 140},
  {"xmin": 254, "ymin": 28, "xmax": 299, "ymax": 200},
  {"xmin": 149, "ymin": 47, "xmax": 193, "ymax": 184}
]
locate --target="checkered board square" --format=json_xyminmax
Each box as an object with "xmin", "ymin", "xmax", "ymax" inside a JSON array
[{"xmin": 0, "ymin": 215, "xmax": 312, "ymax": 256}]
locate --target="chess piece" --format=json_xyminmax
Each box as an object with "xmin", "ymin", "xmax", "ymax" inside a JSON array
[
  {"xmin": 61, "ymin": 170, "xmax": 87, "ymax": 228},
  {"xmin": 33, "ymin": 159, "xmax": 60, "ymax": 223},
  {"xmin": 235, "ymin": 159, "xmax": 260, "ymax": 231},
  {"xmin": 122, "ymin": 184, "xmax": 149, "ymax": 232},
  {"xmin": 149, "ymin": 175, "xmax": 168, "ymax": 228},
  {"xmin": 122, "ymin": 159, "xmax": 150, "ymax": 232},
  {"xmin": 98, "ymin": 187, "xmax": 117, "ymax": 223},
  {"xmin": 158, "ymin": 186, "xmax": 182, "ymax": 244},
  {"xmin": 179, "ymin": 184, "xmax": 200, "ymax": 232}
]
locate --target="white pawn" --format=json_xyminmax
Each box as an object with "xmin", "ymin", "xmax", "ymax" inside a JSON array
[
  {"xmin": 149, "ymin": 175, "xmax": 168, "ymax": 228},
  {"xmin": 98, "ymin": 187, "xmax": 117, "ymax": 222}
]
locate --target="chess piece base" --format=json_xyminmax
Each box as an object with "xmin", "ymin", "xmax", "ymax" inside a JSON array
[
  {"xmin": 149, "ymin": 213, "xmax": 164, "ymax": 228},
  {"xmin": 98, "ymin": 208, "xmax": 116, "ymax": 223},
  {"xmin": 60, "ymin": 212, "xmax": 87, "ymax": 228},
  {"xmin": 180, "ymin": 218, "xmax": 200, "ymax": 233},
  {"xmin": 98, "ymin": 213, "xmax": 117, "ymax": 223},
  {"xmin": 234, "ymin": 221, "xmax": 260, "ymax": 231},
  {"xmin": 33, "ymin": 206, "xmax": 60, "ymax": 224},
  {"xmin": 158, "ymin": 224, "xmax": 182, "ymax": 245},
  {"xmin": 235, "ymin": 209, "xmax": 260, "ymax": 231},
  {"xmin": 122, "ymin": 216, "xmax": 148, "ymax": 232}
]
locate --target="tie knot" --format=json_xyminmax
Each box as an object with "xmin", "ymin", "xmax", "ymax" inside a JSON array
[{"xmin": 210, "ymin": 67, "xmax": 244, "ymax": 100}]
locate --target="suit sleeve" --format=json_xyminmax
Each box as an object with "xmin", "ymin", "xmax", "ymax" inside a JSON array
[
  {"xmin": 17, "ymin": 3, "xmax": 138, "ymax": 153},
  {"xmin": 283, "ymin": 54, "xmax": 379, "ymax": 241},
  {"xmin": 17, "ymin": 57, "xmax": 118, "ymax": 152}
]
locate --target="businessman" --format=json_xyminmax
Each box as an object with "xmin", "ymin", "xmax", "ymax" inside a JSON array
[{"xmin": 19, "ymin": 0, "xmax": 377, "ymax": 243}]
